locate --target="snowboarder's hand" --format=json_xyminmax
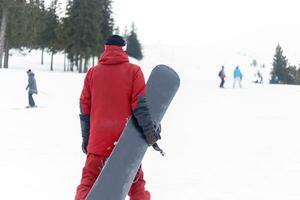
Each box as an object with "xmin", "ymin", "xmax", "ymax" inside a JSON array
[
  {"xmin": 82, "ymin": 141, "xmax": 88, "ymax": 154},
  {"xmin": 144, "ymin": 123, "xmax": 161, "ymax": 146}
]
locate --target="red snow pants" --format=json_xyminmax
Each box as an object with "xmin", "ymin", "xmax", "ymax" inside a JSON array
[{"xmin": 75, "ymin": 153, "xmax": 151, "ymax": 200}]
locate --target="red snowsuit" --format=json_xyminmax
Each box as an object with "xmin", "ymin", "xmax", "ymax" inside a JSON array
[{"xmin": 75, "ymin": 45, "xmax": 150, "ymax": 200}]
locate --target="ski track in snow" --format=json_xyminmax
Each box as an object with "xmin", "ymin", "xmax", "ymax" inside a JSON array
[{"xmin": 1, "ymin": 46, "xmax": 300, "ymax": 199}]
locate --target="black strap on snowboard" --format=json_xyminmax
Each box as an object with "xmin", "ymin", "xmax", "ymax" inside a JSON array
[{"xmin": 152, "ymin": 143, "xmax": 165, "ymax": 156}]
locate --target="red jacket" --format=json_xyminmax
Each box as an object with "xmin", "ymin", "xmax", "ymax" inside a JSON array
[{"xmin": 80, "ymin": 45, "xmax": 146, "ymax": 156}]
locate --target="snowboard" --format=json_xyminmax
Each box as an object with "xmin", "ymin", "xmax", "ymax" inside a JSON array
[{"xmin": 86, "ymin": 64, "xmax": 180, "ymax": 200}]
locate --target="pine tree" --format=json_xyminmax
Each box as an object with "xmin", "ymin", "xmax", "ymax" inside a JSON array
[
  {"xmin": 295, "ymin": 67, "xmax": 300, "ymax": 85},
  {"xmin": 126, "ymin": 23, "xmax": 143, "ymax": 60},
  {"xmin": 63, "ymin": 0, "xmax": 113, "ymax": 73},
  {"xmin": 1, "ymin": 0, "xmax": 27, "ymax": 68},
  {"xmin": 43, "ymin": 0, "xmax": 60, "ymax": 71},
  {"xmin": 100, "ymin": 0, "xmax": 114, "ymax": 43},
  {"xmin": 286, "ymin": 65, "xmax": 297, "ymax": 85},
  {"xmin": 0, "ymin": 0, "xmax": 12, "ymax": 68},
  {"xmin": 36, "ymin": 0, "xmax": 47, "ymax": 64},
  {"xmin": 92, "ymin": 0, "xmax": 113, "ymax": 61},
  {"xmin": 270, "ymin": 44, "xmax": 288, "ymax": 84},
  {"xmin": 23, "ymin": 0, "xmax": 45, "ymax": 49}
]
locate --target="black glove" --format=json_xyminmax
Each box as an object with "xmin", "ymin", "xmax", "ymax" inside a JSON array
[
  {"xmin": 82, "ymin": 140, "xmax": 88, "ymax": 154},
  {"xmin": 144, "ymin": 122, "xmax": 161, "ymax": 146},
  {"xmin": 79, "ymin": 114, "xmax": 90, "ymax": 154}
]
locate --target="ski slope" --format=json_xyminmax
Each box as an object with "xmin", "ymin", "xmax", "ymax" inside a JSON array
[{"xmin": 1, "ymin": 46, "xmax": 300, "ymax": 199}]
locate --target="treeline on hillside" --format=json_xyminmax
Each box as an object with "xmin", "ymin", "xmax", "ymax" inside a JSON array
[
  {"xmin": 270, "ymin": 44, "xmax": 300, "ymax": 85},
  {"xmin": 0, "ymin": 0, "xmax": 143, "ymax": 72}
]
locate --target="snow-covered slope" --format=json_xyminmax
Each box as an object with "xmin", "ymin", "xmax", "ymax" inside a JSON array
[{"xmin": 1, "ymin": 46, "xmax": 300, "ymax": 199}]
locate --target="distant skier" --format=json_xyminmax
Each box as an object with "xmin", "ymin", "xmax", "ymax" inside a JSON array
[
  {"xmin": 75, "ymin": 35, "xmax": 161, "ymax": 200},
  {"xmin": 257, "ymin": 70, "xmax": 263, "ymax": 84},
  {"xmin": 233, "ymin": 66, "xmax": 243, "ymax": 88},
  {"xmin": 218, "ymin": 65, "xmax": 226, "ymax": 88},
  {"xmin": 25, "ymin": 69, "xmax": 38, "ymax": 108}
]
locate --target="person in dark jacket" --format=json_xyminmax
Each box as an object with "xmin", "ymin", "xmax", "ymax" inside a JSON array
[
  {"xmin": 75, "ymin": 35, "xmax": 161, "ymax": 200},
  {"xmin": 26, "ymin": 69, "xmax": 38, "ymax": 108},
  {"xmin": 218, "ymin": 65, "xmax": 226, "ymax": 88}
]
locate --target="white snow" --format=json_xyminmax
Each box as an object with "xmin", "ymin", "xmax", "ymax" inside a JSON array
[{"xmin": 1, "ymin": 46, "xmax": 300, "ymax": 199}]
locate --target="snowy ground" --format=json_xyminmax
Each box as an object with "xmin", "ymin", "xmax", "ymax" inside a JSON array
[{"xmin": 1, "ymin": 46, "xmax": 300, "ymax": 199}]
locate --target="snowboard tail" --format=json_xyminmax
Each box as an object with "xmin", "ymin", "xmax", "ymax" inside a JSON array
[{"xmin": 86, "ymin": 64, "xmax": 180, "ymax": 200}]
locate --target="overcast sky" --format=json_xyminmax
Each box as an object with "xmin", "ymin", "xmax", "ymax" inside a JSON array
[{"xmin": 50, "ymin": 0, "xmax": 300, "ymax": 64}]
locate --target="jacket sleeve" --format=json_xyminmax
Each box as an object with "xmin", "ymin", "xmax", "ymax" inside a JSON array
[
  {"xmin": 27, "ymin": 76, "xmax": 33, "ymax": 90},
  {"xmin": 80, "ymin": 69, "xmax": 92, "ymax": 115},
  {"xmin": 131, "ymin": 68, "xmax": 154, "ymax": 132}
]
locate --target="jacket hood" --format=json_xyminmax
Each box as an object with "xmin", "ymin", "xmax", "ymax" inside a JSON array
[
  {"xmin": 99, "ymin": 45, "xmax": 129, "ymax": 65},
  {"xmin": 28, "ymin": 72, "xmax": 35, "ymax": 77}
]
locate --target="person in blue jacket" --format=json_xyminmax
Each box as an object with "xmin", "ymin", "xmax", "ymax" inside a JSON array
[{"xmin": 233, "ymin": 66, "xmax": 243, "ymax": 88}]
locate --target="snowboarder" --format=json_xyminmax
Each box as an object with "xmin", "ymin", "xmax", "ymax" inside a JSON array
[
  {"xmin": 218, "ymin": 65, "xmax": 226, "ymax": 88},
  {"xmin": 254, "ymin": 70, "xmax": 263, "ymax": 84},
  {"xmin": 75, "ymin": 35, "xmax": 161, "ymax": 200},
  {"xmin": 257, "ymin": 70, "xmax": 263, "ymax": 84},
  {"xmin": 25, "ymin": 69, "xmax": 38, "ymax": 108},
  {"xmin": 233, "ymin": 66, "xmax": 243, "ymax": 88}
]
